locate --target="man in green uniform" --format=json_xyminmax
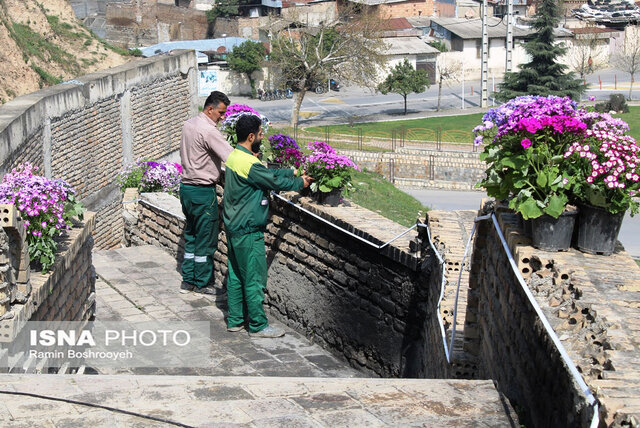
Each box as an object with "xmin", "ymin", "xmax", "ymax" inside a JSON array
[
  {"xmin": 179, "ymin": 91, "xmax": 233, "ymax": 294},
  {"xmin": 223, "ymin": 115, "xmax": 312, "ymax": 337}
]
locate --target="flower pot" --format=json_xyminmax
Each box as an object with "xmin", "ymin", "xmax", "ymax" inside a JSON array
[
  {"xmin": 312, "ymin": 188, "xmax": 342, "ymax": 206},
  {"xmin": 530, "ymin": 208, "xmax": 577, "ymax": 251},
  {"xmin": 267, "ymin": 162, "xmax": 282, "ymax": 169},
  {"xmin": 576, "ymin": 203, "xmax": 624, "ymax": 256}
]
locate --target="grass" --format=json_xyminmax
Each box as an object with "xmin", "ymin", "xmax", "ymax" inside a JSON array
[
  {"xmin": 305, "ymin": 113, "xmax": 486, "ymax": 144},
  {"xmin": 636, "ymin": 259, "xmax": 640, "ymax": 268},
  {"xmin": 615, "ymin": 106, "xmax": 640, "ymax": 142},
  {"xmin": 31, "ymin": 65, "xmax": 61, "ymax": 86},
  {"xmin": 9, "ymin": 21, "xmax": 80, "ymax": 75},
  {"xmin": 348, "ymin": 169, "xmax": 427, "ymax": 227}
]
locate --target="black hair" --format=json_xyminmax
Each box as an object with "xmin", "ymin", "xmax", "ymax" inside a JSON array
[
  {"xmin": 204, "ymin": 91, "xmax": 230, "ymax": 109},
  {"xmin": 235, "ymin": 115, "xmax": 262, "ymax": 144}
]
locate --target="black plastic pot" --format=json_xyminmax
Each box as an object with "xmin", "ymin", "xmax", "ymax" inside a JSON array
[
  {"xmin": 576, "ymin": 203, "xmax": 624, "ymax": 256},
  {"xmin": 531, "ymin": 208, "xmax": 578, "ymax": 251},
  {"xmin": 266, "ymin": 162, "xmax": 282, "ymax": 169},
  {"xmin": 312, "ymin": 188, "xmax": 342, "ymax": 206}
]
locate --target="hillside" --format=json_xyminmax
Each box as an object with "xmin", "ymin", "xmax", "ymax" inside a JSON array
[{"xmin": 0, "ymin": 0, "xmax": 132, "ymax": 104}]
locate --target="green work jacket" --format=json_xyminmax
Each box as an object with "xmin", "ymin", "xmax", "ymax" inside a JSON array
[{"xmin": 223, "ymin": 145, "xmax": 304, "ymax": 237}]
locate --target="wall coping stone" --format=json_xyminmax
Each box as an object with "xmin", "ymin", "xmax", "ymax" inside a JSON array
[
  {"xmin": 0, "ymin": 212, "xmax": 96, "ymax": 343},
  {"xmin": 139, "ymin": 192, "xmax": 185, "ymax": 221},
  {"xmin": 276, "ymin": 192, "xmax": 421, "ymax": 270}
]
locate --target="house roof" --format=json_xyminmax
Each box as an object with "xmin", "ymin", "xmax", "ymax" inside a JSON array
[
  {"xmin": 406, "ymin": 17, "xmax": 432, "ymax": 28},
  {"xmin": 347, "ymin": 0, "xmax": 415, "ymax": 6},
  {"xmin": 430, "ymin": 17, "xmax": 571, "ymax": 39},
  {"xmin": 568, "ymin": 26, "xmax": 620, "ymax": 35},
  {"xmin": 139, "ymin": 38, "xmax": 251, "ymax": 61},
  {"xmin": 383, "ymin": 37, "xmax": 440, "ymax": 55},
  {"xmin": 381, "ymin": 17, "xmax": 413, "ymax": 31}
]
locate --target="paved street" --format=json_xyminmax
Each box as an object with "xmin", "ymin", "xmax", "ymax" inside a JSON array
[{"xmin": 232, "ymin": 68, "xmax": 640, "ymax": 126}]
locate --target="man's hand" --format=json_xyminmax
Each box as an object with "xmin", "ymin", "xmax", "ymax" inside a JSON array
[{"xmin": 302, "ymin": 174, "xmax": 314, "ymax": 188}]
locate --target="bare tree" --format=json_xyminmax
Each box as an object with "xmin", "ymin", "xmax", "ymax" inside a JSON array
[
  {"xmin": 613, "ymin": 25, "xmax": 640, "ymax": 100},
  {"xmin": 269, "ymin": 7, "xmax": 387, "ymax": 127},
  {"xmin": 434, "ymin": 53, "xmax": 461, "ymax": 112},
  {"xmin": 565, "ymin": 25, "xmax": 608, "ymax": 80}
]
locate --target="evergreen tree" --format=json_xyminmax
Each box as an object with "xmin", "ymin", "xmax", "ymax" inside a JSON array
[{"xmin": 496, "ymin": 0, "xmax": 585, "ymax": 101}]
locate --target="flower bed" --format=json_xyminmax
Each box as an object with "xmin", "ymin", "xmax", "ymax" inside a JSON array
[
  {"xmin": 0, "ymin": 163, "xmax": 84, "ymax": 272},
  {"xmin": 117, "ymin": 159, "xmax": 182, "ymax": 196},
  {"xmin": 219, "ymin": 104, "xmax": 270, "ymax": 146},
  {"xmin": 473, "ymin": 95, "xmax": 640, "ymax": 219}
]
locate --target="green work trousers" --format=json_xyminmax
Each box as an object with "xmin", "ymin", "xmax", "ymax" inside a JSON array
[
  {"xmin": 226, "ymin": 231, "xmax": 268, "ymax": 333},
  {"xmin": 180, "ymin": 184, "xmax": 219, "ymax": 288}
]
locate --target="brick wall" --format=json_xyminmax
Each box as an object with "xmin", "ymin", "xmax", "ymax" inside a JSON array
[
  {"xmin": 0, "ymin": 50, "xmax": 199, "ymax": 250},
  {"xmin": 465, "ymin": 208, "xmax": 640, "ymax": 427},
  {"xmin": 125, "ymin": 191, "xmax": 449, "ymax": 378}
]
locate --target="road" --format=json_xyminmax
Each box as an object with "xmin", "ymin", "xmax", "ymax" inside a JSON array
[
  {"xmin": 402, "ymin": 188, "xmax": 640, "ymax": 259},
  {"xmin": 241, "ymin": 68, "xmax": 639, "ymax": 126}
]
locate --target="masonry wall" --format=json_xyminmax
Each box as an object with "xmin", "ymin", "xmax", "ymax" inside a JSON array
[
  {"xmin": 340, "ymin": 148, "xmax": 485, "ymax": 190},
  {"xmin": 466, "ymin": 211, "xmax": 592, "ymax": 427},
  {"xmin": 0, "ymin": 212, "xmax": 96, "ymax": 371},
  {"xmin": 105, "ymin": 2, "xmax": 209, "ymax": 47},
  {"xmin": 124, "ymin": 192, "xmax": 448, "ymax": 378},
  {"xmin": 0, "ymin": 50, "xmax": 199, "ymax": 249}
]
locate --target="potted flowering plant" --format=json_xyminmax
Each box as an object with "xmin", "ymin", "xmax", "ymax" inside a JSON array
[
  {"xmin": 0, "ymin": 163, "xmax": 84, "ymax": 272},
  {"xmin": 266, "ymin": 134, "xmax": 304, "ymax": 169},
  {"xmin": 117, "ymin": 159, "xmax": 182, "ymax": 197},
  {"xmin": 474, "ymin": 96, "xmax": 586, "ymax": 250},
  {"xmin": 303, "ymin": 141, "xmax": 359, "ymax": 206},
  {"xmin": 219, "ymin": 104, "xmax": 269, "ymax": 147},
  {"xmin": 564, "ymin": 111, "xmax": 640, "ymax": 255}
]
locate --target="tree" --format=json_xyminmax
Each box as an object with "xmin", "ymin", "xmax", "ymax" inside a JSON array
[
  {"xmin": 430, "ymin": 41, "xmax": 460, "ymax": 112},
  {"xmin": 206, "ymin": 0, "xmax": 241, "ymax": 22},
  {"xmin": 377, "ymin": 59, "xmax": 430, "ymax": 115},
  {"xmin": 565, "ymin": 25, "xmax": 608, "ymax": 80},
  {"xmin": 613, "ymin": 25, "xmax": 640, "ymax": 100},
  {"xmin": 496, "ymin": 0, "xmax": 585, "ymax": 102},
  {"xmin": 269, "ymin": 7, "xmax": 387, "ymax": 127},
  {"xmin": 227, "ymin": 40, "xmax": 266, "ymax": 98}
]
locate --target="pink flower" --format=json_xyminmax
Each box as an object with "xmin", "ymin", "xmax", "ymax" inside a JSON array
[{"xmin": 520, "ymin": 138, "xmax": 532, "ymax": 149}]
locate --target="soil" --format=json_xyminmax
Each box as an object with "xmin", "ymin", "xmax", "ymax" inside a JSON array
[{"xmin": 0, "ymin": 0, "xmax": 131, "ymax": 104}]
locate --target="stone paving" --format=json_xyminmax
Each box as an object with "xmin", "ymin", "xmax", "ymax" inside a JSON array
[{"xmin": 92, "ymin": 245, "xmax": 359, "ymax": 378}]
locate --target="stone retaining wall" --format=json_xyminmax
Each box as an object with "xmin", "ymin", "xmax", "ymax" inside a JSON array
[
  {"xmin": 338, "ymin": 148, "xmax": 485, "ymax": 190},
  {"xmin": 0, "ymin": 50, "xmax": 198, "ymax": 249},
  {"xmin": 0, "ymin": 211, "xmax": 96, "ymax": 371},
  {"xmin": 124, "ymin": 191, "xmax": 448, "ymax": 378}
]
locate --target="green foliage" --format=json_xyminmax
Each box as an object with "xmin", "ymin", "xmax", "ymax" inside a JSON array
[
  {"xmin": 206, "ymin": 0, "xmax": 241, "ymax": 21},
  {"xmin": 349, "ymin": 169, "xmax": 427, "ymax": 227},
  {"xmin": 428, "ymin": 40, "xmax": 448, "ymax": 52},
  {"xmin": 227, "ymin": 40, "xmax": 266, "ymax": 96},
  {"xmin": 594, "ymin": 93, "xmax": 630, "ymax": 113},
  {"xmin": 377, "ymin": 59, "xmax": 430, "ymax": 115},
  {"xmin": 32, "ymin": 65, "xmax": 62, "ymax": 86},
  {"xmin": 9, "ymin": 21, "xmax": 80, "ymax": 74},
  {"xmin": 46, "ymin": 14, "xmax": 85, "ymax": 40},
  {"xmin": 496, "ymin": 0, "xmax": 585, "ymax": 101}
]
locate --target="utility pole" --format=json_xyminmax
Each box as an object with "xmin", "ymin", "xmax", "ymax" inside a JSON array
[
  {"xmin": 505, "ymin": 0, "xmax": 514, "ymax": 73},
  {"xmin": 480, "ymin": 0, "xmax": 489, "ymax": 108}
]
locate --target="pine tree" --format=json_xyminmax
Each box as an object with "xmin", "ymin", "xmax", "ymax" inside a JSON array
[{"xmin": 496, "ymin": 0, "xmax": 585, "ymax": 101}]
